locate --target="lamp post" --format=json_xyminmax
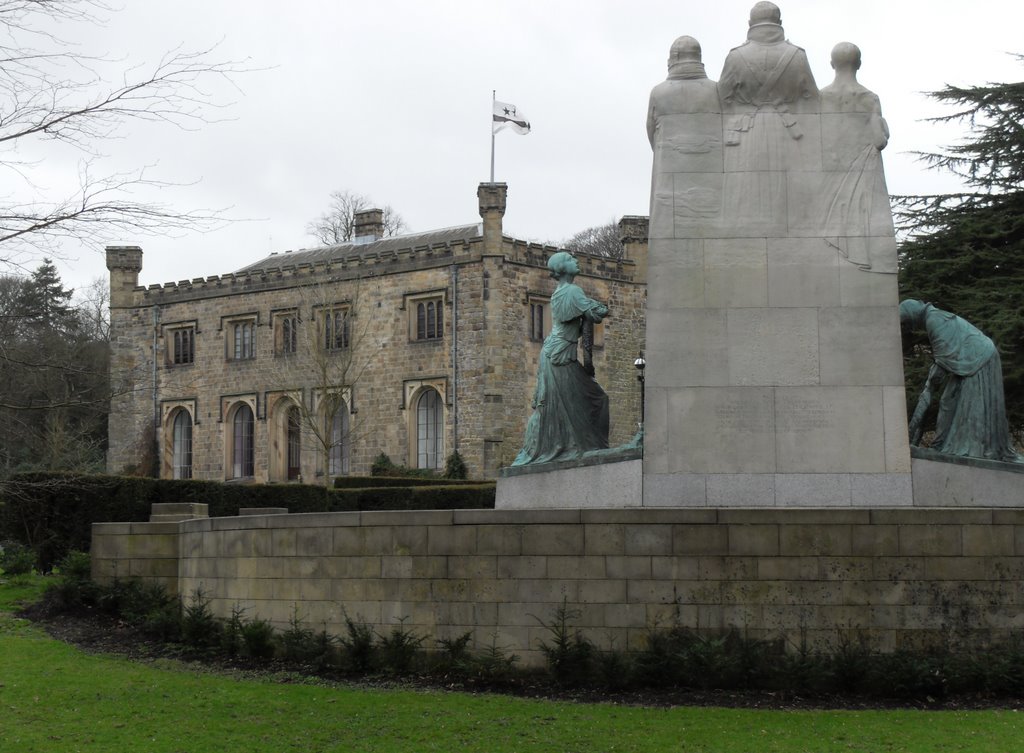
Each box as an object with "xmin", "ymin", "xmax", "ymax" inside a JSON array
[{"xmin": 633, "ymin": 352, "xmax": 646, "ymax": 428}]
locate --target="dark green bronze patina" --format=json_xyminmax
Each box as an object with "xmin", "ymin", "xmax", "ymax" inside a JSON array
[
  {"xmin": 513, "ymin": 252, "xmax": 610, "ymax": 466},
  {"xmin": 900, "ymin": 299, "xmax": 1020, "ymax": 463}
]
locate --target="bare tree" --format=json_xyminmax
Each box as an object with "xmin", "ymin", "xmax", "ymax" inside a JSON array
[
  {"xmin": 562, "ymin": 220, "xmax": 623, "ymax": 259},
  {"xmin": 267, "ymin": 275, "xmax": 380, "ymax": 490},
  {"xmin": 74, "ymin": 277, "xmax": 110, "ymax": 341},
  {"xmin": 0, "ymin": 0, "xmax": 250, "ymax": 269},
  {"xmin": 306, "ymin": 190, "xmax": 408, "ymax": 246}
]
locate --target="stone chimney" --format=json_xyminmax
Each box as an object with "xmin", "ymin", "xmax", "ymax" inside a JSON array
[
  {"xmin": 618, "ymin": 216, "xmax": 649, "ymax": 283},
  {"xmin": 105, "ymin": 245, "xmax": 143, "ymax": 309},
  {"xmin": 477, "ymin": 182, "xmax": 507, "ymax": 255},
  {"xmin": 353, "ymin": 209, "xmax": 384, "ymax": 244}
]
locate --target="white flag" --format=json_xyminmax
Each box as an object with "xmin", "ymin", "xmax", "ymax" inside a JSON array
[{"xmin": 492, "ymin": 100, "xmax": 531, "ymax": 135}]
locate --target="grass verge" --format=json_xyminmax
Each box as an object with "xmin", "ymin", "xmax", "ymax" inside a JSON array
[{"xmin": 2, "ymin": 578, "xmax": 1023, "ymax": 752}]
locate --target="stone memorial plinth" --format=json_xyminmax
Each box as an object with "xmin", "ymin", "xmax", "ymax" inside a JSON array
[{"xmin": 643, "ymin": 9, "xmax": 911, "ymax": 507}]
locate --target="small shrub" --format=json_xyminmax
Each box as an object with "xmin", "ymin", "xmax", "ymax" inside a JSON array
[
  {"xmin": 141, "ymin": 598, "xmax": 183, "ymax": 642},
  {"xmin": 597, "ymin": 647, "xmax": 633, "ymax": 691},
  {"xmin": 370, "ymin": 452, "xmax": 396, "ymax": 476},
  {"xmin": 776, "ymin": 632, "xmax": 828, "ymax": 694},
  {"xmin": 378, "ymin": 617, "xmax": 425, "ymax": 675},
  {"xmin": 44, "ymin": 551, "xmax": 99, "ymax": 610},
  {"xmin": 468, "ymin": 635, "xmax": 519, "ymax": 681},
  {"xmin": 221, "ymin": 604, "xmax": 247, "ymax": 657},
  {"xmin": 724, "ymin": 630, "xmax": 781, "ymax": 689},
  {"xmin": 241, "ymin": 618, "xmax": 277, "ymax": 660},
  {"xmin": 114, "ymin": 580, "xmax": 181, "ymax": 641},
  {"xmin": 436, "ymin": 631, "xmax": 473, "ymax": 673},
  {"xmin": 443, "ymin": 451, "xmax": 468, "ymax": 480},
  {"xmin": 536, "ymin": 600, "xmax": 594, "ymax": 687},
  {"xmin": 181, "ymin": 588, "xmax": 222, "ymax": 649},
  {"xmin": 369, "ymin": 452, "xmax": 438, "ymax": 479},
  {"xmin": 866, "ymin": 650, "xmax": 950, "ymax": 699},
  {"xmin": 58, "ymin": 550, "xmax": 92, "ymax": 581},
  {"xmin": 682, "ymin": 633, "xmax": 740, "ymax": 689},
  {"xmin": 311, "ymin": 629, "xmax": 340, "ymax": 669},
  {"xmin": 0, "ymin": 540, "xmax": 36, "ymax": 576},
  {"xmin": 280, "ymin": 606, "xmax": 320, "ymax": 662},
  {"xmin": 339, "ymin": 614, "xmax": 377, "ymax": 673},
  {"xmin": 633, "ymin": 626, "xmax": 688, "ymax": 688},
  {"xmin": 827, "ymin": 630, "xmax": 872, "ymax": 693}
]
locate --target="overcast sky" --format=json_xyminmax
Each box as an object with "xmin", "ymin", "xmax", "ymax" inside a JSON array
[{"xmin": 13, "ymin": 1, "xmax": 1024, "ymax": 294}]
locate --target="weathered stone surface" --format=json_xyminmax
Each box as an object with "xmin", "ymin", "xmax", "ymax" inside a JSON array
[{"xmin": 642, "ymin": 6, "xmax": 909, "ymax": 506}]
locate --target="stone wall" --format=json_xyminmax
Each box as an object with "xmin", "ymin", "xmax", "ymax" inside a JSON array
[{"xmin": 93, "ymin": 507, "xmax": 1024, "ymax": 666}]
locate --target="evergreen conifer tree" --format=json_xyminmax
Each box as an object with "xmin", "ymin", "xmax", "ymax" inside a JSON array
[{"xmin": 897, "ymin": 58, "xmax": 1024, "ymax": 439}]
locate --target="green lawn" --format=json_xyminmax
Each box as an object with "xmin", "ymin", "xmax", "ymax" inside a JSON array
[{"xmin": 1, "ymin": 576, "xmax": 1022, "ymax": 753}]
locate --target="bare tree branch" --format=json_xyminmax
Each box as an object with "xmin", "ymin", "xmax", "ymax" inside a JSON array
[
  {"xmin": 0, "ymin": 0, "xmax": 252, "ymax": 266},
  {"xmin": 561, "ymin": 219, "xmax": 623, "ymax": 259},
  {"xmin": 306, "ymin": 189, "xmax": 408, "ymax": 246}
]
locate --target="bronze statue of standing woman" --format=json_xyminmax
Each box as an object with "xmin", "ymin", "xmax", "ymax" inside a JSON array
[{"xmin": 513, "ymin": 252, "xmax": 610, "ymax": 465}]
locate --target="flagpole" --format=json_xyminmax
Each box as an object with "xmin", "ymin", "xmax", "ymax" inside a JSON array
[{"xmin": 489, "ymin": 90, "xmax": 495, "ymax": 184}]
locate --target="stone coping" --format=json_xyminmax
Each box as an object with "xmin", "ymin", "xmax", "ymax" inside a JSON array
[
  {"xmin": 497, "ymin": 446, "xmax": 642, "ymax": 478},
  {"xmin": 911, "ymin": 446, "xmax": 1024, "ymax": 474},
  {"xmin": 92, "ymin": 506, "xmax": 1024, "ymax": 534}
]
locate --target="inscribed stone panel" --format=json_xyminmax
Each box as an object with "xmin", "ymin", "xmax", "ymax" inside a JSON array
[
  {"xmin": 818, "ymin": 306, "xmax": 905, "ymax": 386},
  {"xmin": 663, "ymin": 387, "xmax": 775, "ymax": 474},
  {"xmin": 765, "ymin": 239, "xmax": 840, "ymax": 308},
  {"xmin": 727, "ymin": 308, "xmax": 819, "ymax": 386},
  {"xmin": 703, "ymin": 238, "xmax": 768, "ymax": 308},
  {"xmin": 646, "ymin": 240, "xmax": 704, "ymax": 310},
  {"xmin": 775, "ymin": 386, "xmax": 886, "ymax": 473},
  {"xmin": 645, "ymin": 309, "xmax": 728, "ymax": 388}
]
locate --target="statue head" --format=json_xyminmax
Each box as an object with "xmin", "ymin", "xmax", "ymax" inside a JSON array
[
  {"xmin": 899, "ymin": 299, "xmax": 928, "ymax": 330},
  {"xmin": 830, "ymin": 42, "xmax": 862, "ymax": 72},
  {"xmin": 668, "ymin": 35, "xmax": 702, "ymax": 65},
  {"xmin": 749, "ymin": 1, "xmax": 782, "ymax": 26},
  {"xmin": 548, "ymin": 251, "xmax": 580, "ymax": 279}
]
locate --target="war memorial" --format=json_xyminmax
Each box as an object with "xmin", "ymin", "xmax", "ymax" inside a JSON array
[{"xmin": 94, "ymin": 3, "xmax": 1024, "ymax": 665}]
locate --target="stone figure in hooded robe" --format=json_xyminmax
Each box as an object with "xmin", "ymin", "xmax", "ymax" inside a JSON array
[
  {"xmin": 718, "ymin": 2, "xmax": 818, "ymax": 231},
  {"xmin": 646, "ymin": 35, "xmax": 722, "ymax": 238}
]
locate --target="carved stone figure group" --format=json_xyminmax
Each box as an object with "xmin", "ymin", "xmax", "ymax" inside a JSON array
[{"xmin": 647, "ymin": 1, "xmax": 895, "ymax": 270}]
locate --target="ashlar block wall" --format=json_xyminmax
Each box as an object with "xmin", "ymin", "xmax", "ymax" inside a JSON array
[{"xmin": 94, "ymin": 507, "xmax": 1024, "ymax": 666}]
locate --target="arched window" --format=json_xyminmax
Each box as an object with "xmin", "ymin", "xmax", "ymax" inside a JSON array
[
  {"xmin": 328, "ymin": 404, "xmax": 350, "ymax": 476},
  {"xmin": 416, "ymin": 388, "xmax": 443, "ymax": 470},
  {"xmin": 286, "ymin": 406, "xmax": 301, "ymax": 481},
  {"xmin": 231, "ymin": 404, "xmax": 255, "ymax": 479},
  {"xmin": 171, "ymin": 410, "xmax": 193, "ymax": 479}
]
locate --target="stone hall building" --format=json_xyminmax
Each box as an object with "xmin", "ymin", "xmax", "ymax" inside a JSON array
[{"xmin": 106, "ymin": 183, "xmax": 648, "ymax": 481}]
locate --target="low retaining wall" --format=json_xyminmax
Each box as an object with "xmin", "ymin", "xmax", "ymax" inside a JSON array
[{"xmin": 92, "ymin": 507, "xmax": 1024, "ymax": 665}]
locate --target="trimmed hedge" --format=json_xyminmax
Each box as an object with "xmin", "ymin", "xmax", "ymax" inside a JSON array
[
  {"xmin": 334, "ymin": 476, "xmax": 486, "ymax": 489},
  {"xmin": 0, "ymin": 472, "xmax": 495, "ymax": 570}
]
